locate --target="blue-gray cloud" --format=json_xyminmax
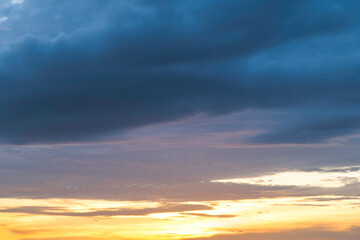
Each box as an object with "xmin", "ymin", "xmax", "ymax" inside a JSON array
[{"xmin": 1, "ymin": 0, "xmax": 360, "ymax": 144}]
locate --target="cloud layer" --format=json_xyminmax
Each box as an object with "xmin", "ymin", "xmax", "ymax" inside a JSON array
[
  {"xmin": 1, "ymin": 0, "xmax": 360, "ymax": 144},
  {"xmin": 187, "ymin": 227, "xmax": 360, "ymax": 240}
]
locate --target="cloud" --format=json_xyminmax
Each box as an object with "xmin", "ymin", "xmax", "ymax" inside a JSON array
[
  {"xmin": 182, "ymin": 213, "xmax": 236, "ymax": 218},
  {"xmin": 185, "ymin": 226, "xmax": 360, "ymax": 240},
  {"xmin": 0, "ymin": 177, "xmax": 305, "ymax": 202},
  {"xmin": 213, "ymin": 166, "xmax": 360, "ymax": 188},
  {"xmin": 0, "ymin": 0, "xmax": 360, "ymax": 144},
  {"xmin": 21, "ymin": 237, "xmax": 107, "ymax": 240},
  {"xmin": 252, "ymin": 113, "xmax": 360, "ymax": 144},
  {"xmin": 0, "ymin": 203, "xmax": 212, "ymax": 217}
]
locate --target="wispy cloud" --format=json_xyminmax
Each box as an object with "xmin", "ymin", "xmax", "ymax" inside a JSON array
[
  {"xmin": 0, "ymin": 204, "xmax": 212, "ymax": 217},
  {"xmin": 213, "ymin": 166, "xmax": 360, "ymax": 188},
  {"xmin": 186, "ymin": 226, "xmax": 360, "ymax": 240}
]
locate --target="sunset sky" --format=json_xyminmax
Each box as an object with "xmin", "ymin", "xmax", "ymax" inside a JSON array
[{"xmin": 1, "ymin": 0, "xmax": 360, "ymax": 239}]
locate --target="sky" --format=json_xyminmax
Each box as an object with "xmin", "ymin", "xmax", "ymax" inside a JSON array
[{"xmin": 1, "ymin": 0, "xmax": 360, "ymax": 239}]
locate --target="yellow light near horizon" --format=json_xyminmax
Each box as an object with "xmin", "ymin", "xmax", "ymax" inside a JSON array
[
  {"xmin": 0, "ymin": 227, "xmax": 17, "ymax": 240},
  {"xmin": 1, "ymin": 195, "xmax": 360, "ymax": 240}
]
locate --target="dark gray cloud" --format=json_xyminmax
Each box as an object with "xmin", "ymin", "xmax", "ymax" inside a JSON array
[{"xmin": 0, "ymin": 0, "xmax": 360, "ymax": 144}]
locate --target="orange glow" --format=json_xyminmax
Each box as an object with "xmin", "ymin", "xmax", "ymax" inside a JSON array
[
  {"xmin": 0, "ymin": 227, "xmax": 17, "ymax": 240},
  {"xmin": 1, "ymin": 196, "xmax": 360, "ymax": 239}
]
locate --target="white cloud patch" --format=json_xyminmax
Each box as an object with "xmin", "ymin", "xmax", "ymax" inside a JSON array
[
  {"xmin": 0, "ymin": 16, "xmax": 8, "ymax": 23},
  {"xmin": 11, "ymin": 0, "xmax": 24, "ymax": 5},
  {"xmin": 213, "ymin": 166, "xmax": 360, "ymax": 188}
]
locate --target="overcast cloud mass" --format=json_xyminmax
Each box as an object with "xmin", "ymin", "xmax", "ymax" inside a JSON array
[
  {"xmin": 0, "ymin": 0, "xmax": 359, "ymax": 144},
  {"xmin": 1, "ymin": 1, "xmax": 360, "ymax": 240}
]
